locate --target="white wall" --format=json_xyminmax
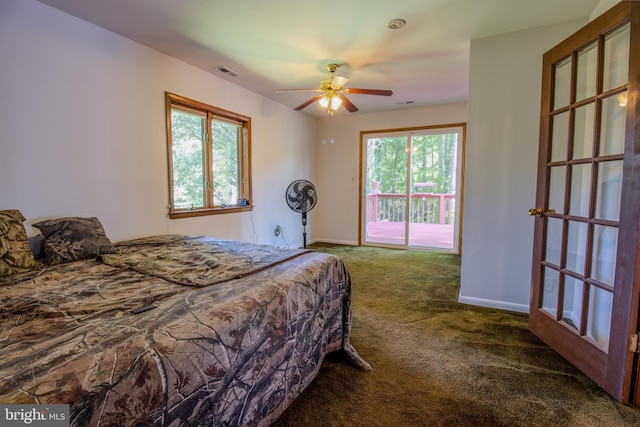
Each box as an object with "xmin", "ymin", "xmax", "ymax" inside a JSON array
[
  {"xmin": 0, "ymin": 0, "xmax": 316, "ymax": 247},
  {"xmin": 590, "ymin": 0, "xmax": 621, "ymax": 20},
  {"xmin": 459, "ymin": 20, "xmax": 587, "ymax": 313},
  {"xmin": 314, "ymin": 103, "xmax": 467, "ymax": 245}
]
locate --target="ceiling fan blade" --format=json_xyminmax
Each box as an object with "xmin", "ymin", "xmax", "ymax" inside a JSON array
[
  {"xmin": 344, "ymin": 88, "xmax": 393, "ymax": 96},
  {"xmin": 338, "ymin": 94, "xmax": 359, "ymax": 113},
  {"xmin": 331, "ymin": 75, "xmax": 350, "ymax": 90},
  {"xmin": 294, "ymin": 95, "xmax": 324, "ymax": 111},
  {"xmin": 275, "ymin": 89, "xmax": 323, "ymax": 93}
]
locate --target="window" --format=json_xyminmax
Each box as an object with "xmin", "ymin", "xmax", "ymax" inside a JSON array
[{"xmin": 165, "ymin": 92, "xmax": 252, "ymax": 219}]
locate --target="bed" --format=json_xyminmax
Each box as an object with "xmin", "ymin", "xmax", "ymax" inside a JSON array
[{"xmin": 0, "ymin": 213, "xmax": 369, "ymax": 426}]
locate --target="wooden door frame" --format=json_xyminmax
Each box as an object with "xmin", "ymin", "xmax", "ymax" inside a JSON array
[
  {"xmin": 620, "ymin": 1, "xmax": 640, "ymax": 405},
  {"xmin": 529, "ymin": 1, "xmax": 640, "ymax": 404}
]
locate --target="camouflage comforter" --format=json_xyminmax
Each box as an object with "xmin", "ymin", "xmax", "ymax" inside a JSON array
[{"xmin": 0, "ymin": 235, "xmax": 369, "ymax": 426}]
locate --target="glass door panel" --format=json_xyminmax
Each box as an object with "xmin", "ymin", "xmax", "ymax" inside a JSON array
[
  {"xmin": 566, "ymin": 221, "xmax": 587, "ymax": 275},
  {"xmin": 545, "ymin": 217, "xmax": 563, "ymax": 267},
  {"xmin": 602, "ymin": 23, "xmax": 630, "ymax": 91},
  {"xmin": 542, "ymin": 267, "xmax": 560, "ymax": 317},
  {"xmin": 595, "ymin": 160, "xmax": 623, "ymax": 221},
  {"xmin": 409, "ymin": 130, "xmax": 460, "ymax": 250},
  {"xmin": 551, "ymin": 112, "xmax": 569, "ymax": 162},
  {"xmin": 548, "ymin": 166, "xmax": 566, "ymax": 213},
  {"xmin": 364, "ymin": 136, "xmax": 408, "ymax": 246},
  {"xmin": 569, "ymin": 164, "xmax": 591, "ymax": 217},
  {"xmin": 562, "ymin": 276, "xmax": 585, "ymax": 331},
  {"xmin": 554, "ymin": 56, "xmax": 572, "ymax": 110},
  {"xmin": 576, "ymin": 41, "xmax": 598, "ymax": 102},
  {"xmin": 573, "ymin": 103, "xmax": 595, "ymax": 159},
  {"xmin": 591, "ymin": 225, "xmax": 618, "ymax": 287},
  {"xmin": 600, "ymin": 92, "xmax": 627, "ymax": 155},
  {"xmin": 587, "ymin": 286, "xmax": 613, "ymax": 349}
]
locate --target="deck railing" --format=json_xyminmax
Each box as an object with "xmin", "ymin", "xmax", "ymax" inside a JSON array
[{"xmin": 367, "ymin": 193, "xmax": 455, "ymax": 224}]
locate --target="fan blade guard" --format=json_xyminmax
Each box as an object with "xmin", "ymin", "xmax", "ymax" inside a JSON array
[{"xmin": 285, "ymin": 179, "xmax": 318, "ymax": 213}]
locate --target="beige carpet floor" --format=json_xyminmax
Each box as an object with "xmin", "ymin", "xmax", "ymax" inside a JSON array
[{"xmin": 272, "ymin": 243, "xmax": 640, "ymax": 427}]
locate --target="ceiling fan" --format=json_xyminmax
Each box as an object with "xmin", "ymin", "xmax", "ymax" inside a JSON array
[{"xmin": 275, "ymin": 64, "xmax": 393, "ymax": 114}]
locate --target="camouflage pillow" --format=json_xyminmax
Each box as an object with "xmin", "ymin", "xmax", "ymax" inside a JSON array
[
  {"xmin": 32, "ymin": 217, "xmax": 117, "ymax": 265},
  {"xmin": 0, "ymin": 209, "xmax": 36, "ymax": 276}
]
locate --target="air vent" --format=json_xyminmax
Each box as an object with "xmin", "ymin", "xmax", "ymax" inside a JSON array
[{"xmin": 215, "ymin": 66, "xmax": 240, "ymax": 77}]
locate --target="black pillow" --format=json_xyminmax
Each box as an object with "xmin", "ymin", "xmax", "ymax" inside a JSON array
[{"xmin": 32, "ymin": 217, "xmax": 117, "ymax": 265}]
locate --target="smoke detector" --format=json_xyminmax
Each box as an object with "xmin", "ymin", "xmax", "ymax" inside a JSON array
[{"xmin": 388, "ymin": 19, "xmax": 406, "ymax": 30}]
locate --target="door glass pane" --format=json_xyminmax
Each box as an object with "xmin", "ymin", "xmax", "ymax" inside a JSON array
[
  {"xmin": 591, "ymin": 225, "xmax": 618, "ymax": 287},
  {"xmin": 542, "ymin": 267, "xmax": 560, "ymax": 317},
  {"xmin": 595, "ymin": 160, "xmax": 622, "ymax": 221},
  {"xmin": 409, "ymin": 131, "xmax": 459, "ymax": 250},
  {"xmin": 586, "ymin": 286, "xmax": 612, "ymax": 350},
  {"xmin": 600, "ymin": 92, "xmax": 627, "ymax": 156},
  {"xmin": 549, "ymin": 166, "xmax": 566, "ymax": 214},
  {"xmin": 603, "ymin": 23, "xmax": 630, "ymax": 92},
  {"xmin": 575, "ymin": 41, "xmax": 597, "ymax": 102},
  {"xmin": 573, "ymin": 103, "xmax": 595, "ymax": 159},
  {"xmin": 569, "ymin": 164, "xmax": 591, "ymax": 217},
  {"xmin": 562, "ymin": 276, "xmax": 584, "ymax": 331},
  {"xmin": 551, "ymin": 111, "xmax": 569, "ymax": 162},
  {"xmin": 554, "ymin": 56, "xmax": 571, "ymax": 110},
  {"xmin": 545, "ymin": 217, "xmax": 563, "ymax": 267},
  {"xmin": 566, "ymin": 221, "xmax": 587, "ymax": 275},
  {"xmin": 365, "ymin": 136, "xmax": 408, "ymax": 246}
]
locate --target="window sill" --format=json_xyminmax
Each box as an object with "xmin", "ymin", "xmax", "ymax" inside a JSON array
[{"xmin": 169, "ymin": 205, "xmax": 253, "ymax": 219}]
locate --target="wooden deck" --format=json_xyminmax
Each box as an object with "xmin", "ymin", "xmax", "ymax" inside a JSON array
[{"xmin": 365, "ymin": 222, "xmax": 455, "ymax": 250}]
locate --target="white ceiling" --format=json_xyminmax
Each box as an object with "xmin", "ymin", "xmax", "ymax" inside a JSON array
[{"xmin": 37, "ymin": 0, "xmax": 600, "ymax": 118}]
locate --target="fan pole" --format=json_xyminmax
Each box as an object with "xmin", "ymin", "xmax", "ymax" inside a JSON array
[{"xmin": 302, "ymin": 211, "xmax": 307, "ymax": 248}]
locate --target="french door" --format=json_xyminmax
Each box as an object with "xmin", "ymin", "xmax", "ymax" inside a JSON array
[
  {"xmin": 359, "ymin": 125, "xmax": 464, "ymax": 252},
  {"xmin": 529, "ymin": 1, "xmax": 640, "ymax": 404}
]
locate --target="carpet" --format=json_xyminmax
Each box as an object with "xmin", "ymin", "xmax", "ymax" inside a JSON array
[{"xmin": 272, "ymin": 243, "xmax": 640, "ymax": 427}]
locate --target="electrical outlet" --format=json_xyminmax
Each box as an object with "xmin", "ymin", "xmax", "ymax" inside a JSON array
[{"xmin": 274, "ymin": 225, "xmax": 282, "ymax": 236}]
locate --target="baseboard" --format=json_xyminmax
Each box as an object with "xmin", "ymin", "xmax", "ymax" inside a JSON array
[
  {"xmin": 309, "ymin": 238, "xmax": 359, "ymax": 246},
  {"xmin": 457, "ymin": 295, "xmax": 529, "ymax": 314}
]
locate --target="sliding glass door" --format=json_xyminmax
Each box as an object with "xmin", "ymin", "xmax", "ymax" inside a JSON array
[{"xmin": 361, "ymin": 125, "xmax": 464, "ymax": 252}]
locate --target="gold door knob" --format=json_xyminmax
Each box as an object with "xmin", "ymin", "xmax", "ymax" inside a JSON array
[
  {"xmin": 528, "ymin": 208, "xmax": 544, "ymax": 217},
  {"xmin": 528, "ymin": 208, "xmax": 556, "ymax": 217}
]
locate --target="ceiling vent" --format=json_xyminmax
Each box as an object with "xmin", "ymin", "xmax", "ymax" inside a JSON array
[{"xmin": 215, "ymin": 66, "xmax": 240, "ymax": 77}]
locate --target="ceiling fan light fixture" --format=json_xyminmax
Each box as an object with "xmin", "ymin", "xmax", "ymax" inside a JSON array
[
  {"xmin": 319, "ymin": 94, "xmax": 342, "ymax": 111},
  {"xmin": 331, "ymin": 95, "xmax": 342, "ymax": 110}
]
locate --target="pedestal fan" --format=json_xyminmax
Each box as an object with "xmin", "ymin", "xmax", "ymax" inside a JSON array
[{"xmin": 285, "ymin": 179, "xmax": 318, "ymax": 248}]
